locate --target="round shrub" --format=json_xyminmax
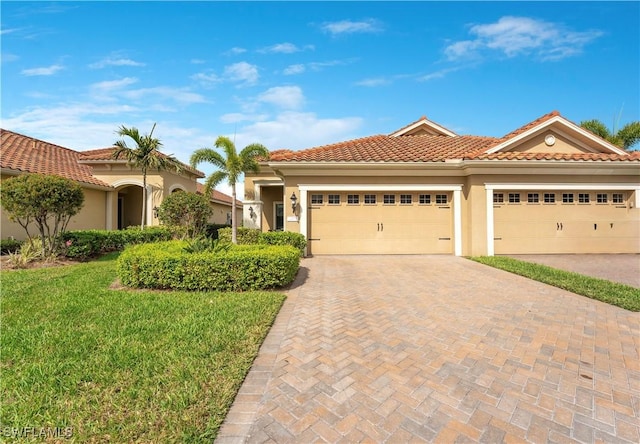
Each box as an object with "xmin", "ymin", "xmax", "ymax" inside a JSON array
[
  {"xmin": 117, "ymin": 241, "xmax": 300, "ymax": 291},
  {"xmin": 157, "ymin": 192, "xmax": 213, "ymax": 238}
]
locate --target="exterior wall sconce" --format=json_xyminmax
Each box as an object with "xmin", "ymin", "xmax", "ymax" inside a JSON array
[
  {"xmin": 153, "ymin": 206, "xmax": 159, "ymax": 218},
  {"xmin": 249, "ymin": 206, "xmax": 256, "ymax": 219},
  {"xmin": 290, "ymin": 192, "xmax": 298, "ymax": 214}
]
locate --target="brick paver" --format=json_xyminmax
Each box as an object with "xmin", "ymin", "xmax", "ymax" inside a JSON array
[{"xmin": 216, "ymin": 256, "xmax": 640, "ymax": 443}]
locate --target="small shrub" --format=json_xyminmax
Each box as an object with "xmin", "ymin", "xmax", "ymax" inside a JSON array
[
  {"xmin": 157, "ymin": 192, "xmax": 213, "ymax": 238},
  {"xmin": 260, "ymin": 231, "xmax": 307, "ymax": 255},
  {"xmin": 61, "ymin": 227, "xmax": 175, "ymax": 259},
  {"xmin": 7, "ymin": 238, "xmax": 52, "ymax": 268},
  {"xmin": 218, "ymin": 227, "xmax": 261, "ymax": 245},
  {"xmin": 1, "ymin": 239, "xmax": 23, "ymax": 255},
  {"xmin": 117, "ymin": 241, "xmax": 300, "ymax": 291},
  {"xmin": 183, "ymin": 237, "xmax": 230, "ymax": 254}
]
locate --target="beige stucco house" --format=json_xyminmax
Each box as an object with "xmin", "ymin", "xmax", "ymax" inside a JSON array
[
  {"xmin": 244, "ymin": 111, "xmax": 640, "ymax": 256},
  {"xmin": 0, "ymin": 129, "xmax": 242, "ymax": 240}
]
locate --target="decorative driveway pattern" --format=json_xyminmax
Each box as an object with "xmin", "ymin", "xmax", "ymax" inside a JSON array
[{"xmin": 217, "ymin": 256, "xmax": 640, "ymax": 443}]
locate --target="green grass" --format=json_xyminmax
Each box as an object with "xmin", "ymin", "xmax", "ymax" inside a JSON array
[
  {"xmin": 1, "ymin": 253, "xmax": 286, "ymax": 442},
  {"xmin": 469, "ymin": 256, "xmax": 640, "ymax": 311}
]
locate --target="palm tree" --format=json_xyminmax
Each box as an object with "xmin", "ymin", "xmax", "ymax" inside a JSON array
[
  {"xmin": 580, "ymin": 119, "xmax": 640, "ymax": 151},
  {"xmin": 112, "ymin": 123, "xmax": 182, "ymax": 229},
  {"xmin": 190, "ymin": 136, "xmax": 269, "ymax": 244}
]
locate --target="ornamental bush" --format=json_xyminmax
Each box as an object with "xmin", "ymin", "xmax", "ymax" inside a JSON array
[
  {"xmin": 117, "ymin": 241, "xmax": 300, "ymax": 291},
  {"xmin": 156, "ymin": 192, "xmax": 213, "ymax": 238},
  {"xmin": 217, "ymin": 227, "xmax": 306, "ymax": 255},
  {"xmin": 60, "ymin": 226, "xmax": 174, "ymax": 259},
  {"xmin": 217, "ymin": 227, "xmax": 261, "ymax": 245}
]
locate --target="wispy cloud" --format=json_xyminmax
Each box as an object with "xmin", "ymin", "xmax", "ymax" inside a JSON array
[
  {"xmin": 21, "ymin": 64, "xmax": 64, "ymax": 76},
  {"xmin": 444, "ymin": 16, "xmax": 603, "ymax": 62},
  {"xmin": 225, "ymin": 47, "xmax": 247, "ymax": 56},
  {"xmin": 282, "ymin": 59, "xmax": 354, "ymax": 76},
  {"xmin": 90, "ymin": 77, "xmax": 139, "ymax": 91},
  {"xmin": 283, "ymin": 64, "xmax": 306, "ymax": 75},
  {"xmin": 258, "ymin": 42, "xmax": 314, "ymax": 54},
  {"xmin": 122, "ymin": 86, "xmax": 206, "ymax": 104},
  {"xmin": 320, "ymin": 19, "xmax": 383, "ymax": 36},
  {"xmin": 190, "ymin": 58, "xmax": 206, "ymax": 64},
  {"xmin": 219, "ymin": 113, "xmax": 268, "ymax": 124},
  {"xmin": 0, "ymin": 27, "xmax": 21, "ymax": 35},
  {"xmin": 355, "ymin": 77, "xmax": 390, "ymax": 87},
  {"xmin": 89, "ymin": 54, "xmax": 145, "ymax": 69},
  {"xmin": 418, "ymin": 67, "xmax": 462, "ymax": 82},
  {"xmin": 191, "ymin": 71, "xmax": 220, "ymax": 85},
  {"xmin": 258, "ymin": 86, "xmax": 304, "ymax": 110},
  {"xmin": 224, "ymin": 62, "xmax": 259, "ymax": 86},
  {"xmin": 1, "ymin": 52, "xmax": 19, "ymax": 63}
]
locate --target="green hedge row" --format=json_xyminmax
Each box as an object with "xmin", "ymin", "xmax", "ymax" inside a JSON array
[
  {"xmin": 60, "ymin": 227, "xmax": 175, "ymax": 259},
  {"xmin": 218, "ymin": 228, "xmax": 307, "ymax": 255},
  {"xmin": 117, "ymin": 241, "xmax": 300, "ymax": 291}
]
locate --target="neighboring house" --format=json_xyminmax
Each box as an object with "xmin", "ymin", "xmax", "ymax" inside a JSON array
[
  {"xmin": 0, "ymin": 129, "xmax": 241, "ymax": 240},
  {"xmin": 244, "ymin": 111, "xmax": 640, "ymax": 256}
]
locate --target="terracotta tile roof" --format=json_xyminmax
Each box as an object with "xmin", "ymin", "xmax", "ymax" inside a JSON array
[
  {"xmin": 268, "ymin": 134, "xmax": 498, "ymax": 162},
  {"xmin": 464, "ymin": 151, "xmax": 640, "ymax": 161},
  {"xmin": 79, "ymin": 147, "xmax": 204, "ymax": 178},
  {"xmin": 196, "ymin": 183, "xmax": 241, "ymax": 207},
  {"xmin": 498, "ymin": 110, "xmax": 561, "ymax": 141},
  {"xmin": 0, "ymin": 129, "xmax": 112, "ymax": 188}
]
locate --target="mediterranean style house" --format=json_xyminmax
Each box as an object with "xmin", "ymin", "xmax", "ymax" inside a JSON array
[
  {"xmin": 244, "ymin": 111, "xmax": 640, "ymax": 256},
  {"xmin": 0, "ymin": 129, "xmax": 242, "ymax": 241}
]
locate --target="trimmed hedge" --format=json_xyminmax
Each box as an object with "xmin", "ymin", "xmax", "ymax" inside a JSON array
[
  {"xmin": 61, "ymin": 227, "xmax": 175, "ymax": 259},
  {"xmin": 218, "ymin": 228, "xmax": 307, "ymax": 255},
  {"xmin": 117, "ymin": 241, "xmax": 300, "ymax": 291}
]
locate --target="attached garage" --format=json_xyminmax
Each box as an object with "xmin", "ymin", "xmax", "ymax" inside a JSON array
[
  {"xmin": 299, "ymin": 185, "xmax": 463, "ymax": 256},
  {"xmin": 487, "ymin": 184, "xmax": 640, "ymax": 254}
]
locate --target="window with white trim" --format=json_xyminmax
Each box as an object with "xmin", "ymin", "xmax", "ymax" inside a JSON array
[
  {"xmin": 364, "ymin": 194, "xmax": 376, "ymax": 204},
  {"xmin": 508, "ymin": 193, "xmax": 520, "ymax": 203},
  {"xmin": 612, "ymin": 193, "xmax": 624, "ymax": 204},
  {"xmin": 596, "ymin": 193, "xmax": 607, "ymax": 203},
  {"xmin": 383, "ymin": 194, "xmax": 395, "ymax": 204},
  {"xmin": 493, "ymin": 193, "xmax": 504, "ymax": 203},
  {"xmin": 562, "ymin": 193, "xmax": 574, "ymax": 203},
  {"xmin": 419, "ymin": 194, "xmax": 431, "ymax": 204},
  {"xmin": 544, "ymin": 193, "xmax": 555, "ymax": 203},
  {"xmin": 435, "ymin": 194, "xmax": 447, "ymax": 204},
  {"xmin": 328, "ymin": 194, "xmax": 340, "ymax": 205},
  {"xmin": 347, "ymin": 194, "xmax": 360, "ymax": 205},
  {"xmin": 400, "ymin": 194, "xmax": 412, "ymax": 204},
  {"xmin": 527, "ymin": 193, "xmax": 539, "ymax": 203},
  {"xmin": 311, "ymin": 194, "xmax": 323, "ymax": 205},
  {"xmin": 578, "ymin": 193, "xmax": 590, "ymax": 203}
]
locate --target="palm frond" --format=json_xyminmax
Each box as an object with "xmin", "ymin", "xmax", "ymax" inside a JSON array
[{"xmin": 190, "ymin": 148, "xmax": 226, "ymax": 169}]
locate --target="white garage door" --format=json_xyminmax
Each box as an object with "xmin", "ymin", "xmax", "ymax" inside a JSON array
[
  {"xmin": 308, "ymin": 191, "xmax": 453, "ymax": 255},
  {"xmin": 493, "ymin": 190, "xmax": 639, "ymax": 254}
]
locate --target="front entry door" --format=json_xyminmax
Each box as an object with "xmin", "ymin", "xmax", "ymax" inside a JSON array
[{"xmin": 274, "ymin": 202, "xmax": 284, "ymax": 231}]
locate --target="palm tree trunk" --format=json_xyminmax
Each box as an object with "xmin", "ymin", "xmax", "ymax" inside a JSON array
[{"xmin": 231, "ymin": 184, "xmax": 238, "ymax": 244}]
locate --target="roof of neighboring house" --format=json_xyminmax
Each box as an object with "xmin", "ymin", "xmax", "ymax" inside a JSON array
[
  {"xmin": 267, "ymin": 111, "xmax": 640, "ymax": 163},
  {"xmin": 0, "ymin": 129, "xmax": 113, "ymax": 188},
  {"xmin": 79, "ymin": 147, "xmax": 205, "ymax": 178},
  {"xmin": 196, "ymin": 183, "xmax": 242, "ymax": 208}
]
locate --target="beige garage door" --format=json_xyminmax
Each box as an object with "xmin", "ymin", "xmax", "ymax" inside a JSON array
[
  {"xmin": 493, "ymin": 190, "xmax": 640, "ymax": 254},
  {"xmin": 308, "ymin": 192, "xmax": 453, "ymax": 255}
]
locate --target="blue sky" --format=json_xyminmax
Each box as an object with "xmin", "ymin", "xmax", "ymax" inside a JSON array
[{"xmin": 2, "ymin": 1, "xmax": 639, "ymax": 197}]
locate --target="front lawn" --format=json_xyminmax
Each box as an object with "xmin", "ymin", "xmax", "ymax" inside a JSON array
[
  {"xmin": 469, "ymin": 256, "xmax": 640, "ymax": 311},
  {"xmin": 0, "ymin": 253, "xmax": 285, "ymax": 442}
]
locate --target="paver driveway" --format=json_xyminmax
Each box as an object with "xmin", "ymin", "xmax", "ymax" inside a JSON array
[{"xmin": 217, "ymin": 256, "xmax": 640, "ymax": 443}]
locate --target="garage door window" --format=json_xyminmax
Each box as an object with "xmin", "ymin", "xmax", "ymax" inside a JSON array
[
  {"xmin": 400, "ymin": 194, "xmax": 412, "ymax": 205},
  {"xmin": 436, "ymin": 194, "xmax": 447, "ymax": 205},
  {"xmin": 613, "ymin": 193, "xmax": 624, "ymax": 204},
  {"xmin": 544, "ymin": 193, "xmax": 555, "ymax": 203},
  {"xmin": 562, "ymin": 193, "xmax": 574, "ymax": 203},
  {"xmin": 311, "ymin": 194, "xmax": 323, "ymax": 205},
  {"xmin": 347, "ymin": 194, "xmax": 360, "ymax": 205},
  {"xmin": 419, "ymin": 194, "xmax": 431, "ymax": 204},
  {"xmin": 508, "ymin": 193, "xmax": 520, "ymax": 203},
  {"xmin": 364, "ymin": 194, "xmax": 376, "ymax": 205},
  {"xmin": 328, "ymin": 194, "xmax": 340, "ymax": 205},
  {"xmin": 383, "ymin": 194, "xmax": 396, "ymax": 204},
  {"xmin": 597, "ymin": 193, "xmax": 608, "ymax": 204},
  {"xmin": 578, "ymin": 193, "xmax": 590, "ymax": 203},
  {"xmin": 493, "ymin": 193, "xmax": 504, "ymax": 204},
  {"xmin": 527, "ymin": 193, "xmax": 539, "ymax": 203}
]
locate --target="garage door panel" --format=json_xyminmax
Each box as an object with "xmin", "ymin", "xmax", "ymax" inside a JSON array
[{"xmin": 494, "ymin": 191, "xmax": 639, "ymax": 254}]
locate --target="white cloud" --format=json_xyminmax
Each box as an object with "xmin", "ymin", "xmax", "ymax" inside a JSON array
[
  {"xmin": 224, "ymin": 62, "xmax": 259, "ymax": 86},
  {"xmin": 191, "ymin": 71, "xmax": 220, "ymax": 84},
  {"xmin": 219, "ymin": 113, "xmax": 268, "ymax": 124},
  {"xmin": 259, "ymin": 42, "xmax": 314, "ymax": 54},
  {"xmin": 445, "ymin": 16, "xmax": 603, "ymax": 61},
  {"xmin": 1, "ymin": 52, "xmax": 19, "ymax": 63},
  {"xmin": 418, "ymin": 67, "xmax": 461, "ymax": 82},
  {"xmin": 355, "ymin": 77, "xmax": 390, "ymax": 87},
  {"xmin": 21, "ymin": 64, "xmax": 64, "ymax": 76},
  {"xmin": 122, "ymin": 86, "xmax": 206, "ymax": 104},
  {"xmin": 320, "ymin": 19, "xmax": 383, "ymax": 35},
  {"xmin": 225, "ymin": 47, "xmax": 247, "ymax": 55},
  {"xmin": 190, "ymin": 58, "xmax": 206, "ymax": 64},
  {"xmin": 0, "ymin": 28, "xmax": 21, "ymax": 35},
  {"xmin": 90, "ymin": 77, "xmax": 139, "ymax": 91},
  {"xmin": 283, "ymin": 64, "xmax": 305, "ymax": 75},
  {"xmin": 258, "ymin": 86, "xmax": 304, "ymax": 110},
  {"xmin": 89, "ymin": 55, "xmax": 145, "ymax": 69}
]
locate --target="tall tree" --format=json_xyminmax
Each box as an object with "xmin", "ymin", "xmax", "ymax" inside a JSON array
[
  {"xmin": 580, "ymin": 119, "xmax": 640, "ymax": 150},
  {"xmin": 190, "ymin": 136, "xmax": 268, "ymax": 244},
  {"xmin": 112, "ymin": 124, "xmax": 181, "ymax": 229}
]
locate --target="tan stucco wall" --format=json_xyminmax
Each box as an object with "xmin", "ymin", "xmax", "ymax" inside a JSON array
[
  {"xmin": 1, "ymin": 174, "xmax": 108, "ymax": 241},
  {"xmin": 510, "ymin": 131, "xmax": 592, "ymax": 154}
]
